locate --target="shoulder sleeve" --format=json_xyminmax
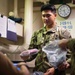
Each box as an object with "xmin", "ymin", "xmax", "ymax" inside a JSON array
[
  {"xmin": 58, "ymin": 26, "xmax": 72, "ymax": 64},
  {"xmin": 58, "ymin": 26, "xmax": 71, "ymax": 39}
]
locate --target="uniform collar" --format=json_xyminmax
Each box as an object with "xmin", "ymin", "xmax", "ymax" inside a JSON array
[{"xmin": 43, "ymin": 25, "xmax": 57, "ymax": 35}]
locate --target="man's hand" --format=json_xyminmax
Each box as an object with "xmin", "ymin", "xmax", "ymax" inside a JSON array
[
  {"xmin": 58, "ymin": 39, "xmax": 69, "ymax": 49},
  {"xmin": 20, "ymin": 55, "xmax": 30, "ymax": 61},
  {"xmin": 44, "ymin": 67, "xmax": 55, "ymax": 75},
  {"xmin": 58, "ymin": 61, "xmax": 70, "ymax": 71}
]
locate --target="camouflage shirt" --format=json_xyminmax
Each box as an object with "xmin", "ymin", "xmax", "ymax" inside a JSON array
[{"xmin": 29, "ymin": 25, "xmax": 71, "ymax": 72}]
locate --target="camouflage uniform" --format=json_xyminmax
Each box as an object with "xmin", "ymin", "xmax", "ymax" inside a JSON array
[
  {"xmin": 29, "ymin": 26, "xmax": 71, "ymax": 75},
  {"xmin": 67, "ymin": 39, "xmax": 75, "ymax": 75}
]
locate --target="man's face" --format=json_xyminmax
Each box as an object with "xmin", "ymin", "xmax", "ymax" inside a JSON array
[{"xmin": 42, "ymin": 10, "xmax": 56, "ymax": 27}]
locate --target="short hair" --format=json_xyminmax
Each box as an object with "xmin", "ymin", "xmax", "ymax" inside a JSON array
[{"xmin": 41, "ymin": 4, "xmax": 56, "ymax": 13}]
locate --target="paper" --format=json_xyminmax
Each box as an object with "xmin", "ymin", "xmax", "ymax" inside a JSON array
[
  {"xmin": 0, "ymin": 14, "xmax": 7, "ymax": 38},
  {"xmin": 7, "ymin": 19, "xmax": 17, "ymax": 41},
  {"xmin": 8, "ymin": 19, "xmax": 16, "ymax": 33}
]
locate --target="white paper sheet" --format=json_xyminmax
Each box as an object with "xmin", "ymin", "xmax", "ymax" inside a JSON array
[
  {"xmin": 0, "ymin": 14, "xmax": 7, "ymax": 38},
  {"xmin": 8, "ymin": 18, "xmax": 16, "ymax": 33}
]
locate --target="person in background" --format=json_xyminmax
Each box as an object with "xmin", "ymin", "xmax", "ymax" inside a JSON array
[{"xmin": 23, "ymin": 4, "xmax": 71, "ymax": 75}]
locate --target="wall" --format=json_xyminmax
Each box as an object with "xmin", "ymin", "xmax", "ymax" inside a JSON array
[
  {"xmin": 56, "ymin": 7, "xmax": 75, "ymax": 38},
  {"xmin": 0, "ymin": 0, "xmax": 8, "ymax": 16},
  {"xmin": 33, "ymin": 9, "xmax": 43, "ymax": 33}
]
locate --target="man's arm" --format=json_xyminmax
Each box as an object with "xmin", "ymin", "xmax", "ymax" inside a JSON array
[
  {"xmin": 59, "ymin": 38, "xmax": 75, "ymax": 51},
  {"xmin": 58, "ymin": 39, "xmax": 75, "ymax": 70},
  {"xmin": 56, "ymin": 39, "xmax": 71, "ymax": 70},
  {"xmin": 27, "ymin": 32, "xmax": 39, "ymax": 61}
]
